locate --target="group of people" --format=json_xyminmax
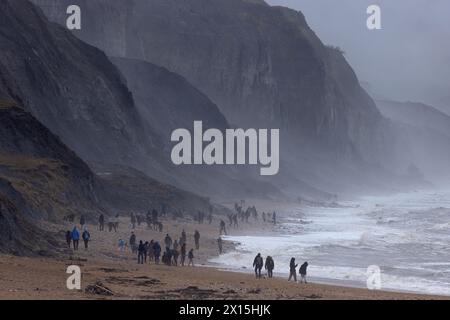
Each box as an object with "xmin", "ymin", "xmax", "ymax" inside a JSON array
[
  {"xmin": 126, "ymin": 229, "xmax": 197, "ymax": 267},
  {"xmin": 230, "ymin": 203, "xmax": 277, "ymax": 228},
  {"xmin": 253, "ymin": 254, "xmax": 309, "ymax": 283},
  {"xmin": 65, "ymin": 226, "xmax": 91, "ymax": 251},
  {"xmin": 288, "ymin": 258, "xmax": 309, "ymax": 283}
]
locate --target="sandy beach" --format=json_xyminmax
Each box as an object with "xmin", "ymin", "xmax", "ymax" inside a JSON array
[{"xmin": 0, "ymin": 214, "xmax": 447, "ymax": 300}]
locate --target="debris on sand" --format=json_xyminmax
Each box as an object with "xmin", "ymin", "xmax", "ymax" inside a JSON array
[
  {"xmin": 247, "ymin": 288, "xmax": 261, "ymax": 294},
  {"xmin": 105, "ymin": 276, "xmax": 162, "ymax": 287},
  {"xmin": 98, "ymin": 267, "xmax": 128, "ymax": 273},
  {"xmin": 223, "ymin": 289, "xmax": 237, "ymax": 294},
  {"xmin": 85, "ymin": 282, "xmax": 114, "ymax": 296}
]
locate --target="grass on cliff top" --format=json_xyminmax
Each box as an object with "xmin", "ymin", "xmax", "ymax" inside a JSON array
[{"xmin": 0, "ymin": 100, "xmax": 21, "ymax": 109}]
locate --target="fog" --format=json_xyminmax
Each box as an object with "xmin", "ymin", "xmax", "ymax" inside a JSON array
[{"xmin": 266, "ymin": 0, "xmax": 450, "ymax": 112}]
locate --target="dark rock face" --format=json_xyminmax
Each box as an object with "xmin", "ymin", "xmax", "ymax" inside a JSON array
[
  {"xmin": 0, "ymin": 101, "xmax": 100, "ymax": 219},
  {"xmin": 110, "ymin": 57, "xmax": 229, "ymax": 146},
  {"xmin": 31, "ymin": 0, "xmax": 386, "ymax": 165},
  {"xmin": 0, "ymin": 190, "xmax": 56, "ymax": 256},
  {"xmin": 0, "ymin": 0, "xmax": 158, "ymax": 170},
  {"xmin": 0, "ymin": 101, "xmax": 100, "ymax": 254}
]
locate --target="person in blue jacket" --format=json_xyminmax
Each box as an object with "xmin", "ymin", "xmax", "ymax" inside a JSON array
[{"xmin": 71, "ymin": 227, "xmax": 80, "ymax": 251}]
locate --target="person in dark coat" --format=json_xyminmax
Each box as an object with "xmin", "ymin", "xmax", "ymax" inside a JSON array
[
  {"xmin": 187, "ymin": 249, "xmax": 194, "ymax": 266},
  {"xmin": 299, "ymin": 262, "xmax": 309, "ymax": 284},
  {"xmin": 137, "ymin": 241, "xmax": 145, "ymax": 264},
  {"xmin": 265, "ymin": 256, "xmax": 275, "ymax": 278},
  {"xmin": 153, "ymin": 241, "xmax": 161, "ymax": 264},
  {"xmin": 98, "ymin": 214, "xmax": 105, "ymax": 231},
  {"xmin": 65, "ymin": 230, "xmax": 72, "ymax": 248},
  {"xmin": 180, "ymin": 243, "xmax": 187, "ymax": 266},
  {"xmin": 130, "ymin": 232, "xmax": 137, "ymax": 254},
  {"xmin": 217, "ymin": 237, "xmax": 223, "ymax": 254},
  {"xmin": 253, "ymin": 253, "xmax": 264, "ymax": 278},
  {"xmin": 288, "ymin": 257, "xmax": 298, "ymax": 282},
  {"xmin": 194, "ymin": 230, "xmax": 200, "ymax": 250},
  {"xmin": 79, "ymin": 215, "xmax": 86, "ymax": 229},
  {"xmin": 82, "ymin": 229, "xmax": 91, "ymax": 250}
]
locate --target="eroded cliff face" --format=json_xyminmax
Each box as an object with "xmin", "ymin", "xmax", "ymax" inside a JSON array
[
  {"xmin": 0, "ymin": 0, "xmax": 159, "ymax": 170},
  {"xmin": 32, "ymin": 0, "xmax": 389, "ymax": 167},
  {"xmin": 0, "ymin": 101, "xmax": 102, "ymax": 254},
  {"xmin": 110, "ymin": 57, "xmax": 229, "ymax": 146},
  {"xmin": 0, "ymin": 101, "xmax": 101, "ymax": 219}
]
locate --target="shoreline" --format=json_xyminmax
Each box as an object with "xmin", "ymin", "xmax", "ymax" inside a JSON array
[
  {"xmin": 0, "ymin": 254, "xmax": 447, "ymax": 300},
  {"xmin": 0, "ymin": 213, "xmax": 448, "ymax": 300}
]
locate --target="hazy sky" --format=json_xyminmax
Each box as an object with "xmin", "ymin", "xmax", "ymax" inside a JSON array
[{"xmin": 266, "ymin": 0, "xmax": 450, "ymax": 111}]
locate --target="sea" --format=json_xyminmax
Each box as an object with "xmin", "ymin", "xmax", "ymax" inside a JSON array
[{"xmin": 210, "ymin": 190, "xmax": 450, "ymax": 296}]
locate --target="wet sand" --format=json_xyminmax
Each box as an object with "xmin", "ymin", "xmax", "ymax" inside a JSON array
[{"xmin": 0, "ymin": 215, "xmax": 447, "ymax": 300}]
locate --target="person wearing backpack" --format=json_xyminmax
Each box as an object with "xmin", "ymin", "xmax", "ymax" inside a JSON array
[
  {"xmin": 299, "ymin": 262, "xmax": 309, "ymax": 284},
  {"xmin": 265, "ymin": 256, "xmax": 275, "ymax": 278},
  {"xmin": 82, "ymin": 229, "xmax": 91, "ymax": 250}
]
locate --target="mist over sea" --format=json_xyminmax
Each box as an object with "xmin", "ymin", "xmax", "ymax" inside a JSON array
[{"xmin": 211, "ymin": 191, "xmax": 450, "ymax": 296}]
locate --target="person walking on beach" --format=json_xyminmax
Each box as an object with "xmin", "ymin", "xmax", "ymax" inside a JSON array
[
  {"xmin": 272, "ymin": 212, "xmax": 277, "ymax": 225},
  {"xmin": 138, "ymin": 241, "xmax": 145, "ymax": 264},
  {"xmin": 188, "ymin": 249, "xmax": 195, "ymax": 266},
  {"xmin": 79, "ymin": 215, "xmax": 86, "ymax": 230},
  {"xmin": 180, "ymin": 243, "xmax": 187, "ymax": 266},
  {"xmin": 82, "ymin": 229, "xmax": 90, "ymax": 250},
  {"xmin": 153, "ymin": 241, "xmax": 161, "ymax": 264},
  {"xmin": 65, "ymin": 230, "xmax": 72, "ymax": 248},
  {"xmin": 219, "ymin": 220, "xmax": 227, "ymax": 235},
  {"xmin": 253, "ymin": 253, "xmax": 264, "ymax": 278},
  {"xmin": 180, "ymin": 229, "xmax": 187, "ymax": 245},
  {"xmin": 165, "ymin": 234, "xmax": 173, "ymax": 249},
  {"xmin": 172, "ymin": 248, "xmax": 180, "ymax": 266},
  {"xmin": 144, "ymin": 241, "xmax": 150, "ymax": 263},
  {"xmin": 288, "ymin": 257, "xmax": 298, "ymax": 282},
  {"xmin": 265, "ymin": 256, "xmax": 275, "ymax": 278},
  {"xmin": 98, "ymin": 214, "xmax": 105, "ymax": 231},
  {"xmin": 217, "ymin": 237, "xmax": 223, "ymax": 254},
  {"xmin": 194, "ymin": 230, "xmax": 200, "ymax": 250},
  {"xmin": 71, "ymin": 227, "xmax": 80, "ymax": 251},
  {"xmin": 118, "ymin": 239, "xmax": 126, "ymax": 251},
  {"xmin": 130, "ymin": 232, "xmax": 137, "ymax": 254},
  {"xmin": 299, "ymin": 262, "xmax": 309, "ymax": 284},
  {"xmin": 148, "ymin": 240, "xmax": 155, "ymax": 262}
]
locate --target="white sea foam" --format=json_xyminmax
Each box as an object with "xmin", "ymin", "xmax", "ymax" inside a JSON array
[{"xmin": 210, "ymin": 190, "xmax": 450, "ymax": 296}]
